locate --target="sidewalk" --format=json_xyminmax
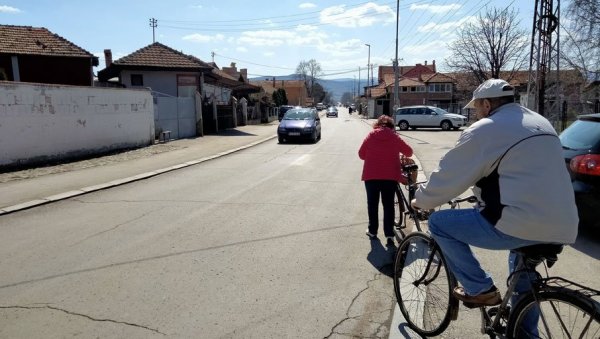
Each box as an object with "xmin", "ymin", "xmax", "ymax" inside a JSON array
[{"xmin": 0, "ymin": 122, "xmax": 279, "ymax": 215}]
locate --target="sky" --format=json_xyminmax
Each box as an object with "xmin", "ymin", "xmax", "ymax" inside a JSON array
[{"xmin": 1, "ymin": 1, "xmax": 551, "ymax": 80}]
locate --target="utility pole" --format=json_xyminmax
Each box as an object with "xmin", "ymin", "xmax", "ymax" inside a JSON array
[
  {"xmin": 149, "ymin": 18, "xmax": 157, "ymax": 43},
  {"xmin": 365, "ymin": 44, "xmax": 371, "ymax": 97},
  {"xmin": 527, "ymin": 0, "xmax": 561, "ymax": 121},
  {"xmin": 211, "ymin": 51, "xmax": 215, "ymax": 63},
  {"xmin": 393, "ymin": 0, "xmax": 400, "ymax": 110},
  {"xmin": 358, "ymin": 66, "xmax": 361, "ymax": 97}
]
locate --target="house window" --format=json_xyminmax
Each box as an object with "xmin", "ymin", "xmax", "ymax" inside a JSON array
[
  {"xmin": 428, "ymin": 83, "xmax": 452, "ymax": 92},
  {"xmin": 131, "ymin": 74, "xmax": 144, "ymax": 86}
]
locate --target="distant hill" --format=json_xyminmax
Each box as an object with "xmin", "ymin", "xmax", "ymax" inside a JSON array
[{"xmin": 249, "ymin": 75, "xmax": 367, "ymax": 102}]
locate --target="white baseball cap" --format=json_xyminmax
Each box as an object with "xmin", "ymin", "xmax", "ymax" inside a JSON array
[{"xmin": 464, "ymin": 79, "xmax": 514, "ymax": 109}]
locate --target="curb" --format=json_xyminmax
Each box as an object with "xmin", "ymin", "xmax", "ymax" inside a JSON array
[{"xmin": 0, "ymin": 134, "xmax": 278, "ymax": 216}]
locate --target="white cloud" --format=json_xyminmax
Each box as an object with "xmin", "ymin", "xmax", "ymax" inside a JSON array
[
  {"xmin": 401, "ymin": 40, "xmax": 449, "ymax": 67},
  {"xmin": 236, "ymin": 46, "xmax": 248, "ymax": 53},
  {"xmin": 182, "ymin": 33, "xmax": 225, "ymax": 43},
  {"xmin": 0, "ymin": 5, "xmax": 21, "ymax": 13},
  {"xmin": 299, "ymin": 3, "xmax": 317, "ymax": 9},
  {"xmin": 238, "ymin": 30, "xmax": 294, "ymax": 47},
  {"xmin": 320, "ymin": 3, "xmax": 395, "ymax": 28},
  {"xmin": 410, "ymin": 4, "xmax": 461, "ymax": 14},
  {"xmin": 417, "ymin": 16, "xmax": 475, "ymax": 34},
  {"xmin": 237, "ymin": 26, "xmax": 327, "ymax": 48},
  {"xmin": 264, "ymin": 51, "xmax": 275, "ymax": 57}
]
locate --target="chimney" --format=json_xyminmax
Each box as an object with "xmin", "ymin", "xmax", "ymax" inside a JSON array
[
  {"xmin": 425, "ymin": 60, "xmax": 428, "ymax": 65},
  {"xmin": 104, "ymin": 49, "xmax": 113, "ymax": 68},
  {"xmin": 240, "ymin": 68, "xmax": 247, "ymax": 82},
  {"xmin": 230, "ymin": 62, "xmax": 236, "ymax": 70}
]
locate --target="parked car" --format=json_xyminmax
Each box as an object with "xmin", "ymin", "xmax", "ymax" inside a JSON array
[
  {"xmin": 278, "ymin": 105, "xmax": 295, "ymax": 121},
  {"xmin": 278, "ymin": 108, "xmax": 321, "ymax": 143},
  {"xmin": 316, "ymin": 102, "xmax": 325, "ymax": 110},
  {"xmin": 393, "ymin": 105, "xmax": 467, "ymax": 131},
  {"xmin": 326, "ymin": 106, "xmax": 338, "ymax": 118},
  {"xmin": 559, "ymin": 113, "xmax": 600, "ymax": 229}
]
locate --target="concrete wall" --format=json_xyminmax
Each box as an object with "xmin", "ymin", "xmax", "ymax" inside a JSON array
[{"xmin": 0, "ymin": 81, "xmax": 154, "ymax": 169}]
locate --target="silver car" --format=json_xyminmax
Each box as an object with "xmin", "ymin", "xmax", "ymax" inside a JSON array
[{"xmin": 394, "ymin": 105, "xmax": 467, "ymax": 131}]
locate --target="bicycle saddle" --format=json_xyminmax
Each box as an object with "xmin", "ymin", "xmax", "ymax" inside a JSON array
[{"xmin": 513, "ymin": 244, "xmax": 564, "ymax": 268}]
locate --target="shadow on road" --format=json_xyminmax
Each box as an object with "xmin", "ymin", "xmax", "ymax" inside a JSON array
[
  {"xmin": 572, "ymin": 226, "xmax": 600, "ymax": 260},
  {"xmin": 367, "ymin": 238, "xmax": 396, "ymax": 277}
]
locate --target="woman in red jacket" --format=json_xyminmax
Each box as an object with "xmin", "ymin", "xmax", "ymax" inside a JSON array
[{"xmin": 358, "ymin": 115, "xmax": 413, "ymax": 245}]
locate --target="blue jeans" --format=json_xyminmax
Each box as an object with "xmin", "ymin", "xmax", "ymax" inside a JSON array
[
  {"xmin": 364, "ymin": 180, "xmax": 397, "ymax": 238},
  {"xmin": 428, "ymin": 208, "xmax": 541, "ymax": 331}
]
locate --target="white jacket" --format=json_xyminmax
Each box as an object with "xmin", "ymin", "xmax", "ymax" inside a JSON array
[{"xmin": 415, "ymin": 103, "xmax": 578, "ymax": 243}]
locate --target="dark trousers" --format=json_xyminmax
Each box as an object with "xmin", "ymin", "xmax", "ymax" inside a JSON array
[{"xmin": 365, "ymin": 180, "xmax": 397, "ymax": 237}]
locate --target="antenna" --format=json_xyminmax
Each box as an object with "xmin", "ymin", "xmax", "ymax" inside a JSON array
[{"xmin": 149, "ymin": 18, "xmax": 157, "ymax": 43}]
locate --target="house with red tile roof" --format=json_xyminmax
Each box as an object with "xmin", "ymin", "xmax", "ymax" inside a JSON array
[
  {"xmin": 97, "ymin": 42, "xmax": 262, "ymax": 134},
  {"xmin": 0, "ymin": 24, "xmax": 98, "ymax": 86},
  {"xmin": 250, "ymin": 78, "xmax": 310, "ymax": 107}
]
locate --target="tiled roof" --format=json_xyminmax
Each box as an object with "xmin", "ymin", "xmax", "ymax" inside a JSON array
[
  {"xmin": 0, "ymin": 24, "xmax": 95, "ymax": 58},
  {"xmin": 422, "ymin": 73, "xmax": 455, "ymax": 83},
  {"xmin": 113, "ymin": 42, "xmax": 211, "ymax": 69}
]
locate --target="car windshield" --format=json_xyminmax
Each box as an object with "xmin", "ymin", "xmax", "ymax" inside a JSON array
[
  {"xmin": 283, "ymin": 109, "xmax": 313, "ymax": 120},
  {"xmin": 559, "ymin": 119, "xmax": 600, "ymax": 150}
]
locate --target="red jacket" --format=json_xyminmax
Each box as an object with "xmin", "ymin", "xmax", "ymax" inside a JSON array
[{"xmin": 358, "ymin": 127, "xmax": 413, "ymax": 182}]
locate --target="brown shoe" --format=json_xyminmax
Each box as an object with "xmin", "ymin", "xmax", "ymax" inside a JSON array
[{"xmin": 453, "ymin": 286, "xmax": 501, "ymax": 308}]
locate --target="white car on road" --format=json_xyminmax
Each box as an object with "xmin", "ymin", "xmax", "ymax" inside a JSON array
[{"xmin": 394, "ymin": 105, "xmax": 467, "ymax": 131}]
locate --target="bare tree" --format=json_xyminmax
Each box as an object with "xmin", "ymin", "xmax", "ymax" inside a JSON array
[
  {"xmin": 295, "ymin": 59, "xmax": 322, "ymax": 98},
  {"xmin": 561, "ymin": 0, "xmax": 600, "ymax": 81},
  {"xmin": 445, "ymin": 7, "xmax": 529, "ymax": 83}
]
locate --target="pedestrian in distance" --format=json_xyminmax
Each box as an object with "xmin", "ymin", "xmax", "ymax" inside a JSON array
[
  {"xmin": 411, "ymin": 78, "xmax": 578, "ymax": 332},
  {"xmin": 359, "ymin": 115, "xmax": 413, "ymax": 246}
]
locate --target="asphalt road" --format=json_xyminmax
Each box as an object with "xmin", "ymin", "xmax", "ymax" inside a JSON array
[
  {"xmin": 1, "ymin": 109, "xmax": 598, "ymax": 339},
  {"xmin": 0, "ymin": 109, "xmax": 398, "ymax": 338}
]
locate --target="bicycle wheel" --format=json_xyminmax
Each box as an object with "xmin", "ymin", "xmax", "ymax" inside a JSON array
[
  {"xmin": 507, "ymin": 290, "xmax": 600, "ymax": 338},
  {"xmin": 394, "ymin": 185, "xmax": 404, "ymax": 228},
  {"xmin": 393, "ymin": 232, "xmax": 458, "ymax": 336}
]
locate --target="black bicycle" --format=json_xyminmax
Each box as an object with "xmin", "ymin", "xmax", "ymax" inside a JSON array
[{"xmin": 392, "ymin": 167, "xmax": 600, "ymax": 338}]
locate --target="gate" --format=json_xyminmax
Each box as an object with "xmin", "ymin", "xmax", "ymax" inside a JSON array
[{"xmin": 155, "ymin": 96, "xmax": 196, "ymax": 139}]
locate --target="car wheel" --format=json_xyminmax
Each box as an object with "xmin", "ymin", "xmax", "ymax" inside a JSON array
[
  {"xmin": 398, "ymin": 121, "xmax": 409, "ymax": 130},
  {"xmin": 312, "ymin": 131, "xmax": 318, "ymax": 143},
  {"xmin": 278, "ymin": 136, "xmax": 285, "ymax": 143},
  {"xmin": 441, "ymin": 120, "xmax": 452, "ymax": 131}
]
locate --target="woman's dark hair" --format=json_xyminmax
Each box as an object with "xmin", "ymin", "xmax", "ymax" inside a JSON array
[{"xmin": 373, "ymin": 115, "xmax": 395, "ymax": 129}]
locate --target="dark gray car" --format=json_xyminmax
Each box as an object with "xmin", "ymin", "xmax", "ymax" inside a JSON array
[{"xmin": 277, "ymin": 108, "xmax": 321, "ymax": 143}]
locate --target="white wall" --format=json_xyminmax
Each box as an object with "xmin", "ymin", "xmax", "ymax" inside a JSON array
[{"xmin": 0, "ymin": 82, "xmax": 154, "ymax": 168}]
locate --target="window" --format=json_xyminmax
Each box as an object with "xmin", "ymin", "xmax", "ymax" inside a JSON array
[
  {"xmin": 131, "ymin": 74, "xmax": 143, "ymax": 86},
  {"xmin": 428, "ymin": 83, "xmax": 453, "ymax": 92}
]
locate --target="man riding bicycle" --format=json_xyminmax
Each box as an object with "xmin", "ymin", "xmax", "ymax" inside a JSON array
[{"xmin": 410, "ymin": 79, "xmax": 578, "ymax": 310}]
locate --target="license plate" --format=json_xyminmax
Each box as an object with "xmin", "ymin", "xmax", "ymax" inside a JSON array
[{"xmin": 289, "ymin": 132, "xmax": 300, "ymax": 136}]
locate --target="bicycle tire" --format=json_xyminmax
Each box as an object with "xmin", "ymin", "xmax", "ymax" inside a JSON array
[
  {"xmin": 507, "ymin": 289, "xmax": 600, "ymax": 338},
  {"xmin": 393, "ymin": 232, "xmax": 458, "ymax": 336},
  {"xmin": 394, "ymin": 185, "xmax": 404, "ymax": 228}
]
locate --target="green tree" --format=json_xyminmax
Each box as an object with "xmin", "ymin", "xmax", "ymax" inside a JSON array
[
  {"xmin": 445, "ymin": 7, "xmax": 529, "ymax": 83},
  {"xmin": 272, "ymin": 88, "xmax": 288, "ymax": 106}
]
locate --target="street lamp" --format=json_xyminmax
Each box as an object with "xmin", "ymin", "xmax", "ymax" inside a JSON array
[{"xmin": 365, "ymin": 43, "xmax": 370, "ymax": 97}]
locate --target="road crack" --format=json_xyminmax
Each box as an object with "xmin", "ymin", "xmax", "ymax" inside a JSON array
[
  {"xmin": 0, "ymin": 305, "xmax": 165, "ymax": 335},
  {"xmin": 324, "ymin": 273, "xmax": 393, "ymax": 339}
]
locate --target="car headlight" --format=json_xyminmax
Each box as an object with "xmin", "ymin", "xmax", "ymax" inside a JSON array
[
  {"xmin": 304, "ymin": 126, "xmax": 314, "ymax": 131},
  {"xmin": 278, "ymin": 126, "xmax": 286, "ymax": 132}
]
